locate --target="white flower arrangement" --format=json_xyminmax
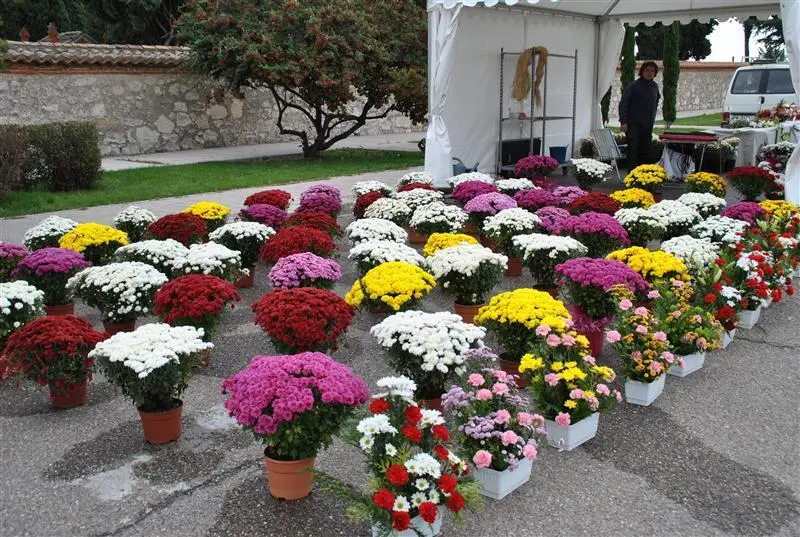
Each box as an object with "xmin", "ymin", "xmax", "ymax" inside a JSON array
[
  {"xmin": 647, "ymin": 200, "xmax": 702, "ymax": 238},
  {"xmin": 348, "ymin": 240, "xmax": 426, "ymax": 273},
  {"xmin": 448, "ymin": 172, "xmax": 494, "ymax": 188},
  {"xmin": 352, "ymin": 180, "xmax": 393, "ymax": 197},
  {"xmin": 614, "ymin": 208, "xmax": 668, "ymax": 246},
  {"xmin": 89, "ymin": 323, "xmax": 212, "ymax": 379},
  {"xmin": 396, "ymin": 171, "xmax": 434, "ymax": 187},
  {"xmin": 426, "ymin": 244, "xmax": 507, "ymax": 304},
  {"xmin": 67, "ymin": 261, "xmax": 168, "ymax": 322},
  {"xmin": 392, "ymin": 189, "xmax": 444, "ymax": 212},
  {"xmin": 23, "ymin": 215, "xmax": 78, "ymax": 250},
  {"xmin": 409, "ymin": 202, "xmax": 468, "ymax": 235},
  {"xmin": 209, "ymin": 221, "xmax": 275, "ymax": 267},
  {"xmin": 115, "ymin": 239, "xmax": 189, "ymax": 277},
  {"xmin": 511, "ymin": 233, "xmax": 588, "ymax": 260},
  {"xmin": 660, "ymin": 235, "xmax": 721, "ymax": 269},
  {"xmin": 363, "ymin": 197, "xmax": 414, "ymax": 227},
  {"xmin": 345, "ymin": 218, "xmax": 408, "ymax": 246},
  {"xmin": 113, "ymin": 205, "xmax": 157, "ymax": 241},
  {"xmin": 689, "ymin": 215, "xmax": 748, "ymax": 245},
  {"xmin": 169, "ymin": 242, "xmax": 243, "ymax": 281},
  {"xmin": 374, "ymin": 375, "xmax": 417, "ymax": 399},
  {"xmin": 404, "ymin": 453, "xmax": 442, "ymax": 479},
  {"xmin": 482, "ymin": 208, "xmax": 541, "ymax": 251},
  {"xmin": 571, "ymin": 158, "xmax": 612, "ymax": 187},
  {"xmin": 677, "ymin": 192, "xmax": 727, "ymax": 219},
  {"xmin": 494, "ymin": 178, "xmax": 535, "ymax": 195},
  {"xmin": 0, "ymin": 280, "xmax": 45, "ymax": 340}
]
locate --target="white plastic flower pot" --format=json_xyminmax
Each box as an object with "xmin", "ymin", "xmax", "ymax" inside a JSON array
[
  {"xmin": 372, "ymin": 512, "xmax": 442, "ymax": 537},
  {"xmin": 624, "ymin": 375, "xmax": 666, "ymax": 406},
  {"xmin": 544, "ymin": 412, "xmax": 599, "ymax": 451},
  {"xmin": 738, "ymin": 307, "xmax": 761, "ymax": 329},
  {"xmin": 472, "ymin": 457, "xmax": 533, "ymax": 500},
  {"xmin": 668, "ymin": 352, "xmax": 706, "ymax": 377},
  {"xmin": 721, "ymin": 329, "xmax": 735, "ymax": 350}
]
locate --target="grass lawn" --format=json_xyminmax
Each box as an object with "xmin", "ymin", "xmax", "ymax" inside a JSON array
[
  {"xmin": 0, "ymin": 148, "xmax": 423, "ymax": 218},
  {"xmin": 608, "ymin": 112, "xmax": 724, "ymax": 134}
]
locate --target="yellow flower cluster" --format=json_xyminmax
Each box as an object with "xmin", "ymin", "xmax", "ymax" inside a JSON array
[
  {"xmin": 624, "ymin": 164, "xmax": 667, "ymax": 190},
  {"xmin": 606, "ymin": 246, "xmax": 687, "ymax": 281},
  {"xmin": 759, "ymin": 200, "xmax": 799, "ymax": 220},
  {"xmin": 475, "ymin": 289, "xmax": 571, "ymax": 331},
  {"xmin": 59, "ymin": 222, "xmax": 129, "ymax": 253},
  {"xmin": 609, "ymin": 188, "xmax": 655, "ymax": 208},
  {"xmin": 686, "ymin": 172, "xmax": 726, "ymax": 197},
  {"xmin": 422, "ymin": 232, "xmax": 478, "ymax": 257},
  {"xmin": 183, "ymin": 201, "xmax": 231, "ymax": 221},
  {"xmin": 344, "ymin": 261, "xmax": 436, "ymax": 311}
]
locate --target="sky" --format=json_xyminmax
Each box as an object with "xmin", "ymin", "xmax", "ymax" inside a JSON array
[{"xmin": 706, "ymin": 18, "xmax": 764, "ymax": 62}]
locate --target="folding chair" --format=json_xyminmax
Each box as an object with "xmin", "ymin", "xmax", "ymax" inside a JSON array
[{"xmin": 591, "ymin": 128, "xmax": 625, "ymax": 182}]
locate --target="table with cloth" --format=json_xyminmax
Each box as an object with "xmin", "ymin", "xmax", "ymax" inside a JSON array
[
  {"xmin": 782, "ymin": 121, "xmax": 800, "ymax": 144},
  {"xmin": 706, "ymin": 127, "xmax": 780, "ymax": 166}
]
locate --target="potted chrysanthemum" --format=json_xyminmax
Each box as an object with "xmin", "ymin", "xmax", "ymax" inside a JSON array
[
  {"xmin": 647, "ymin": 200, "xmax": 702, "ymax": 240},
  {"xmin": 169, "ymin": 242, "xmax": 243, "ymax": 283},
  {"xmin": 346, "ymin": 218, "xmax": 408, "ymax": 246},
  {"xmin": 182, "ymin": 201, "xmax": 231, "ymax": 232},
  {"xmin": 397, "ymin": 170, "xmax": 435, "ymax": 187},
  {"xmin": 451, "ymin": 181, "xmax": 499, "ymax": 206},
  {"xmin": 259, "ymin": 226, "xmax": 337, "ymax": 263},
  {"xmin": 448, "ymin": 172, "xmax": 493, "ymax": 189},
  {"xmin": 495, "ymin": 178, "xmax": 535, "ymax": 196},
  {"xmin": 463, "ymin": 193, "xmax": 517, "ymax": 235},
  {"xmin": 570, "ymin": 158, "xmax": 612, "ymax": 190},
  {"xmin": 11, "ymin": 248, "xmax": 91, "ymax": 316},
  {"xmin": 353, "ymin": 180, "xmax": 393, "ymax": 198},
  {"xmin": 209, "ymin": 221, "xmax": 274, "ymax": 287},
  {"xmin": 345, "ymin": 262, "xmax": 436, "ymax": 313},
  {"xmin": 113, "ymin": 205, "xmax": 157, "ymax": 242},
  {"xmin": 677, "ymin": 193, "xmax": 727, "ymax": 219},
  {"xmin": 609, "ymin": 188, "xmax": 656, "ymax": 209},
  {"xmin": 661, "ymin": 236, "xmax": 721, "ymax": 271},
  {"xmin": 557, "ymin": 212, "xmax": 631, "ymax": 258},
  {"xmin": 551, "ymin": 186, "xmax": 588, "ymax": 206},
  {"xmin": 59, "ymin": 222, "xmax": 129, "ymax": 265},
  {"xmin": 114, "ymin": 239, "xmax": 189, "ymax": 278},
  {"xmin": 613, "ymin": 208, "xmax": 667, "ymax": 247},
  {"xmin": 623, "ymin": 164, "xmax": 667, "ymax": 195},
  {"xmin": 238, "ymin": 203, "xmax": 287, "ymax": 229},
  {"xmin": 408, "ymin": 202, "xmax": 468, "ymax": 244},
  {"xmin": 363, "ymin": 198, "xmax": 414, "ymax": 228},
  {"xmin": 685, "ymin": 171, "xmax": 726, "ymax": 197},
  {"xmin": 0, "ymin": 243, "xmax": 29, "ymax": 281},
  {"xmin": 282, "ymin": 211, "xmax": 343, "ymax": 237},
  {"xmin": 146, "ymin": 213, "xmax": 208, "ymax": 246},
  {"xmin": 23, "ymin": 216, "xmax": 77, "ymax": 251},
  {"xmin": 393, "ymin": 189, "xmax": 444, "ymax": 214},
  {"xmin": 243, "ymin": 189, "xmax": 292, "ymax": 209},
  {"xmin": 348, "ymin": 240, "xmax": 426, "ymax": 275},
  {"xmin": 606, "ymin": 247, "xmax": 689, "ymax": 285},
  {"xmin": 0, "ymin": 280, "xmax": 45, "ymax": 378},
  {"xmin": 511, "ymin": 234, "xmax": 587, "ymax": 292},
  {"xmin": 267, "ymin": 252, "xmax": 342, "ymax": 290},
  {"xmin": 482, "ymin": 208, "xmax": 541, "ymax": 276},
  {"xmin": 422, "ymin": 233, "xmax": 479, "ymax": 257}
]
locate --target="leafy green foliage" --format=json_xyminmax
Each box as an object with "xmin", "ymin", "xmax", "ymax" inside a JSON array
[
  {"xmin": 97, "ymin": 353, "xmax": 197, "ymax": 411},
  {"xmin": 662, "ymin": 22, "xmax": 681, "ymax": 126},
  {"xmin": 620, "ymin": 25, "xmax": 636, "ymax": 91},
  {"xmin": 635, "ymin": 20, "xmax": 717, "ymax": 61}
]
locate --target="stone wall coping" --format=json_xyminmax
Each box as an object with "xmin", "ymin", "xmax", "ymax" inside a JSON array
[{"xmin": 2, "ymin": 40, "xmax": 191, "ymax": 68}]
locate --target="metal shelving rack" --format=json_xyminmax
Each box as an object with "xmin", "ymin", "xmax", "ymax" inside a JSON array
[{"xmin": 497, "ymin": 48, "xmax": 578, "ymax": 176}]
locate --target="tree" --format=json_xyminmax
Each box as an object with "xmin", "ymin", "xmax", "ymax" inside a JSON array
[
  {"xmin": 743, "ymin": 18, "xmax": 755, "ymax": 61},
  {"xmin": 177, "ymin": 0, "xmax": 427, "ymax": 158},
  {"xmin": 662, "ymin": 22, "xmax": 681, "ymax": 127},
  {"xmin": 621, "ymin": 25, "xmax": 636, "ymax": 89},
  {"xmin": 758, "ymin": 42, "xmax": 786, "ymax": 62},
  {"xmin": 635, "ymin": 20, "xmax": 717, "ymax": 61}
]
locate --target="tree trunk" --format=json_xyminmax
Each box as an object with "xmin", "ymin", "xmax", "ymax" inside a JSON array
[{"xmin": 743, "ymin": 21, "xmax": 753, "ymax": 62}]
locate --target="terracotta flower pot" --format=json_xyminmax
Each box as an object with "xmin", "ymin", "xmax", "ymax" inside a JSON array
[
  {"xmin": 417, "ymin": 397, "xmax": 443, "ymax": 411},
  {"xmin": 505, "ymin": 257, "xmax": 523, "ymax": 277},
  {"xmin": 368, "ymin": 303, "xmax": 393, "ymax": 314},
  {"xmin": 462, "ymin": 223, "xmax": 480, "ymax": 237},
  {"xmin": 479, "ymin": 235, "xmax": 498, "ymax": 251},
  {"xmin": 236, "ymin": 266, "xmax": 256, "ymax": 288},
  {"xmin": 49, "ymin": 380, "xmax": 88, "ymax": 409},
  {"xmin": 138, "ymin": 401, "xmax": 183, "ymax": 444},
  {"xmin": 566, "ymin": 305, "xmax": 610, "ymax": 358},
  {"xmin": 498, "ymin": 354, "xmax": 527, "ymax": 388},
  {"xmin": 406, "ymin": 227, "xmax": 428, "ymax": 245},
  {"xmin": 45, "ymin": 303, "xmax": 75, "ymax": 317},
  {"xmin": 532, "ymin": 285, "xmax": 559, "ymax": 299},
  {"xmin": 104, "ymin": 320, "xmax": 136, "ymax": 336},
  {"xmin": 454, "ymin": 301, "xmax": 484, "ymax": 325},
  {"xmin": 263, "ymin": 452, "xmax": 316, "ymax": 500}
]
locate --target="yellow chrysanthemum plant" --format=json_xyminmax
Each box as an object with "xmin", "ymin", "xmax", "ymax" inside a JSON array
[
  {"xmin": 422, "ymin": 232, "xmax": 478, "ymax": 257},
  {"xmin": 606, "ymin": 247, "xmax": 688, "ymax": 283},
  {"xmin": 685, "ymin": 171, "xmax": 726, "ymax": 198},
  {"xmin": 344, "ymin": 261, "xmax": 436, "ymax": 312},
  {"xmin": 609, "ymin": 188, "xmax": 655, "ymax": 209},
  {"xmin": 623, "ymin": 164, "xmax": 667, "ymax": 193},
  {"xmin": 59, "ymin": 222, "xmax": 129, "ymax": 265},
  {"xmin": 183, "ymin": 201, "xmax": 231, "ymax": 232},
  {"xmin": 759, "ymin": 200, "xmax": 799, "ymax": 223}
]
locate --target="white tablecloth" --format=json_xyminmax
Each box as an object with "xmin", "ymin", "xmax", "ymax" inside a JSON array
[
  {"xmin": 707, "ymin": 127, "xmax": 780, "ymax": 166},
  {"xmin": 782, "ymin": 121, "xmax": 800, "ymax": 144}
]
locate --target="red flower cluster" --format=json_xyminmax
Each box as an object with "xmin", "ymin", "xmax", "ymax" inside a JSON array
[
  {"xmin": 386, "ymin": 465, "xmax": 409, "ymax": 486},
  {"xmin": 251, "ymin": 287, "xmax": 355, "ymax": 353},
  {"xmin": 404, "ymin": 405, "xmax": 422, "ymax": 426},
  {"xmin": 431, "ymin": 424, "xmax": 450, "ymax": 442},
  {"xmin": 243, "ymin": 189, "xmax": 292, "ymax": 209},
  {"xmin": 282, "ymin": 211, "xmax": 343, "ymax": 237},
  {"xmin": 154, "ymin": 274, "xmax": 240, "ymax": 325},
  {"xmin": 401, "ymin": 425, "xmax": 422, "ymax": 443},
  {"xmin": 567, "ymin": 192, "xmax": 621, "ymax": 215},
  {"xmin": 353, "ymin": 191, "xmax": 385, "ymax": 219},
  {"xmin": 258, "ymin": 226, "xmax": 337, "ymax": 263},
  {"xmin": 397, "ymin": 182, "xmax": 437, "ymax": 193},
  {"xmin": 372, "ymin": 488, "xmax": 394, "ymax": 510},
  {"xmin": 146, "ymin": 213, "xmax": 208, "ymax": 246},
  {"xmin": 369, "ymin": 398, "xmax": 389, "ymax": 414}
]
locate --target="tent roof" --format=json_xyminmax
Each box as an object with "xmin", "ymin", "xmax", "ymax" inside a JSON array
[{"xmin": 427, "ymin": 0, "xmax": 781, "ymax": 24}]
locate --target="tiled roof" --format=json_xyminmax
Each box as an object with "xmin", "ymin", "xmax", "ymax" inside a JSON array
[{"xmin": 3, "ymin": 41, "xmax": 191, "ymax": 67}]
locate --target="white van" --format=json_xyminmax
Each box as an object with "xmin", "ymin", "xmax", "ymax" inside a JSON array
[{"xmin": 722, "ymin": 63, "xmax": 796, "ymax": 121}]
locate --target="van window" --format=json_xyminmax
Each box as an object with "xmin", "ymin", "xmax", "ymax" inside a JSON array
[
  {"xmin": 765, "ymin": 69, "xmax": 795, "ymax": 94},
  {"xmin": 731, "ymin": 70, "xmax": 764, "ymax": 94}
]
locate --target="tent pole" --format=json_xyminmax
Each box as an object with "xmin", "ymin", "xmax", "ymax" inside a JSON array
[{"xmin": 591, "ymin": 18, "xmax": 601, "ymax": 131}]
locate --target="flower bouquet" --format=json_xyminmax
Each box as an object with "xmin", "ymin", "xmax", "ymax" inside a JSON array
[
  {"xmin": 422, "ymin": 233, "xmax": 478, "ymax": 257},
  {"xmin": 556, "ymin": 257, "xmax": 649, "ymax": 320},
  {"xmin": 397, "ymin": 182, "xmax": 438, "ymax": 193},
  {"xmin": 623, "ymin": 164, "xmax": 667, "ymax": 193},
  {"xmin": 661, "ymin": 235, "xmax": 720, "ymax": 269},
  {"xmin": 495, "ymin": 178, "xmax": 535, "ymax": 196},
  {"xmin": 685, "ymin": 172, "xmax": 726, "ymax": 197},
  {"xmin": 364, "ymin": 198, "xmax": 414, "ymax": 228},
  {"xmin": 297, "ymin": 192, "xmax": 342, "ymax": 216},
  {"xmin": 606, "ymin": 247, "xmax": 688, "ymax": 283},
  {"xmin": 567, "ymin": 192, "xmax": 621, "ymax": 215},
  {"xmin": 0, "ymin": 280, "xmax": 45, "ymax": 355},
  {"xmin": 511, "ymin": 234, "xmax": 587, "ymax": 288},
  {"xmin": 513, "ymin": 189, "xmax": 559, "ymax": 212},
  {"xmin": 647, "ymin": 200, "xmax": 702, "ymax": 240},
  {"xmin": 238, "ymin": 203, "xmax": 288, "ymax": 228},
  {"xmin": 557, "ymin": 212, "xmax": 630, "ymax": 257},
  {"xmin": 146, "ymin": 213, "xmax": 208, "ymax": 246},
  {"xmin": 23, "ymin": 216, "xmax": 77, "ymax": 251},
  {"xmin": 464, "ymin": 193, "xmax": 517, "ymax": 230},
  {"xmin": 677, "ymin": 193, "xmax": 727, "ymax": 219},
  {"xmin": 225, "ymin": 353, "xmax": 368, "ymax": 500},
  {"xmin": 346, "ymin": 218, "xmax": 408, "ymax": 246},
  {"xmin": 12, "ymin": 248, "xmax": 91, "ymax": 313},
  {"xmin": 170, "ymin": 242, "xmax": 243, "ymax": 282},
  {"xmin": 726, "ymin": 249, "xmax": 772, "ymax": 321},
  {"xmin": 721, "ymin": 202, "xmax": 767, "ymax": 226},
  {"xmin": 534, "ymin": 206, "xmax": 571, "ymax": 234},
  {"xmin": 393, "ymin": 189, "xmax": 444, "ymax": 213},
  {"xmin": 448, "ymin": 172, "xmax": 493, "ymax": 188},
  {"xmin": 349, "ymin": 241, "xmax": 426, "ymax": 275},
  {"xmin": 59, "ymin": 223, "xmax": 129, "ymax": 265},
  {"xmin": 427, "ymin": 244, "xmax": 507, "ymax": 314},
  {"xmin": 282, "ymin": 211, "xmax": 343, "ymax": 237},
  {"xmin": 690, "ymin": 215, "xmax": 748, "ymax": 245},
  {"xmin": 691, "ymin": 261, "xmax": 743, "ymax": 341},
  {"xmin": 727, "ymin": 166, "xmax": 775, "ymax": 201},
  {"xmin": 0, "ymin": 242, "xmax": 29, "ymax": 281},
  {"xmin": 451, "ymin": 181, "xmax": 499, "ymax": 206},
  {"xmin": 113, "ymin": 205, "xmax": 157, "ymax": 242},
  {"xmin": 482, "ymin": 208, "xmax": 541, "ymax": 255},
  {"xmin": 4, "ymin": 316, "xmax": 105, "ymax": 408},
  {"xmin": 244, "ymin": 189, "xmax": 292, "ymax": 209},
  {"xmin": 353, "ymin": 180, "xmax": 393, "ymax": 198},
  {"xmin": 182, "ymin": 201, "xmax": 231, "ymax": 232},
  {"xmin": 371, "ymin": 311, "xmax": 485, "ymax": 400},
  {"xmin": 609, "ymin": 188, "xmax": 655, "ymax": 209},
  {"xmin": 259, "ymin": 226, "xmax": 337, "ymax": 263},
  {"xmin": 209, "ymin": 221, "xmax": 274, "ymax": 285},
  {"xmin": 397, "ymin": 171, "xmax": 435, "ymax": 187},
  {"xmin": 345, "ymin": 262, "xmax": 436, "ymax": 313},
  {"xmin": 354, "ymin": 192, "xmax": 387, "ymax": 219},
  {"xmin": 252, "ymin": 287, "xmax": 355, "ymax": 353},
  {"xmin": 409, "ymin": 203, "xmax": 468, "ymax": 237},
  {"xmin": 514, "ymin": 155, "xmax": 559, "ymax": 186},
  {"xmin": 90, "ymin": 323, "xmax": 212, "ymax": 443},
  {"xmin": 67, "ymin": 262, "xmax": 168, "ymax": 329},
  {"xmin": 551, "ymin": 186, "xmax": 587, "ymax": 206},
  {"xmin": 570, "ymin": 158, "xmax": 612, "ymax": 190},
  {"xmin": 613, "ymin": 208, "xmax": 666, "ymax": 247},
  {"xmin": 268, "ymin": 252, "xmax": 342, "ymax": 290},
  {"xmin": 114, "ymin": 239, "xmax": 188, "ymax": 278}
]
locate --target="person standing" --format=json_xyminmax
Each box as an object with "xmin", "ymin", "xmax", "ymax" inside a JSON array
[{"xmin": 619, "ymin": 61, "xmax": 660, "ymax": 171}]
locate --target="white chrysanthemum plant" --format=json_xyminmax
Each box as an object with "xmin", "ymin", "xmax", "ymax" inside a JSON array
[
  {"xmin": 363, "ymin": 198, "xmax": 414, "ymax": 228},
  {"xmin": 482, "ymin": 208, "xmax": 542, "ymax": 253},
  {"xmin": 23, "ymin": 215, "xmax": 78, "ymax": 251},
  {"xmin": 511, "ymin": 233, "xmax": 588, "ymax": 286},
  {"xmin": 113, "ymin": 205, "xmax": 157, "ymax": 242},
  {"xmin": 169, "ymin": 242, "xmax": 243, "ymax": 282},
  {"xmin": 67, "ymin": 262, "xmax": 168, "ymax": 323},
  {"xmin": 661, "ymin": 235, "xmax": 721, "ymax": 271},
  {"xmin": 346, "ymin": 218, "xmax": 409, "ymax": 246},
  {"xmin": 427, "ymin": 244, "xmax": 508, "ymax": 306},
  {"xmin": 677, "ymin": 192, "xmax": 727, "ymax": 219},
  {"xmin": 409, "ymin": 202, "xmax": 468, "ymax": 236},
  {"xmin": 90, "ymin": 323, "xmax": 212, "ymax": 413},
  {"xmin": 371, "ymin": 311, "xmax": 486, "ymax": 400},
  {"xmin": 494, "ymin": 178, "xmax": 536, "ymax": 196},
  {"xmin": 396, "ymin": 171, "xmax": 435, "ymax": 188},
  {"xmin": 209, "ymin": 221, "xmax": 275, "ymax": 268},
  {"xmin": 0, "ymin": 280, "xmax": 45, "ymax": 345},
  {"xmin": 689, "ymin": 215, "xmax": 748, "ymax": 245},
  {"xmin": 448, "ymin": 172, "xmax": 494, "ymax": 188},
  {"xmin": 392, "ymin": 189, "xmax": 445, "ymax": 212},
  {"xmin": 647, "ymin": 200, "xmax": 702, "ymax": 240},
  {"xmin": 352, "ymin": 180, "xmax": 393, "ymax": 198},
  {"xmin": 115, "ymin": 239, "xmax": 189, "ymax": 278},
  {"xmin": 614, "ymin": 208, "xmax": 667, "ymax": 247},
  {"xmin": 348, "ymin": 240, "xmax": 427, "ymax": 274},
  {"xmin": 571, "ymin": 158, "xmax": 613, "ymax": 190}
]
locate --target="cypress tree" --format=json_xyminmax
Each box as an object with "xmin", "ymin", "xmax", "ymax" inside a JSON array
[{"xmin": 662, "ymin": 21, "xmax": 681, "ymax": 127}]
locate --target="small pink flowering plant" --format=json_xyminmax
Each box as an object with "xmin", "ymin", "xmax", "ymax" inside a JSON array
[{"xmin": 652, "ymin": 285, "xmax": 722, "ymax": 356}]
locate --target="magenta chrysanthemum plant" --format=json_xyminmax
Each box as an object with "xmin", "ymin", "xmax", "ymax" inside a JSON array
[
  {"xmin": 268, "ymin": 252, "xmax": 342, "ymax": 290},
  {"xmin": 464, "ymin": 193, "xmax": 517, "ymax": 228},
  {"xmin": 452, "ymin": 181, "xmax": 500, "ymax": 205},
  {"xmin": 534, "ymin": 206, "xmax": 571, "ymax": 233},
  {"xmin": 721, "ymin": 202, "xmax": 767, "ymax": 226},
  {"xmin": 12, "ymin": 248, "xmax": 91, "ymax": 307},
  {"xmin": 557, "ymin": 212, "xmax": 630, "ymax": 258},
  {"xmin": 297, "ymin": 192, "xmax": 342, "ymax": 216},
  {"xmin": 514, "ymin": 155, "xmax": 559, "ymax": 178},
  {"xmin": 551, "ymin": 186, "xmax": 588, "ymax": 206},
  {"xmin": 0, "ymin": 242, "xmax": 30, "ymax": 281},
  {"xmin": 301, "ymin": 184, "xmax": 342, "ymax": 202},
  {"xmin": 556, "ymin": 257, "xmax": 649, "ymax": 319},
  {"xmin": 238, "ymin": 203, "xmax": 288, "ymax": 228},
  {"xmin": 514, "ymin": 189, "xmax": 560, "ymax": 212},
  {"xmin": 222, "ymin": 352, "xmax": 369, "ymax": 460}
]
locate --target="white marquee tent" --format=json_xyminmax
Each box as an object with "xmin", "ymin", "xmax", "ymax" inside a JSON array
[{"xmin": 424, "ymin": 0, "xmax": 799, "ymax": 204}]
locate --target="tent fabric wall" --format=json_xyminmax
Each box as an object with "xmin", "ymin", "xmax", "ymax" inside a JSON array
[
  {"xmin": 780, "ymin": 0, "xmax": 799, "ymax": 205},
  {"xmin": 595, "ymin": 19, "xmax": 626, "ymax": 126}
]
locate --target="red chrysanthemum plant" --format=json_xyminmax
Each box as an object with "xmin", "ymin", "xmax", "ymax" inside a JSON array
[
  {"xmin": 145, "ymin": 213, "xmax": 208, "ymax": 246},
  {"xmin": 282, "ymin": 211, "xmax": 344, "ymax": 237},
  {"xmin": 243, "ymin": 189, "xmax": 292, "ymax": 210},
  {"xmin": 353, "ymin": 191, "xmax": 386, "ymax": 219},
  {"xmin": 258, "ymin": 226, "xmax": 337, "ymax": 263}
]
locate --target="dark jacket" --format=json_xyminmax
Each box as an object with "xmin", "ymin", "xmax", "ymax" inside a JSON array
[{"xmin": 619, "ymin": 77, "xmax": 660, "ymax": 128}]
